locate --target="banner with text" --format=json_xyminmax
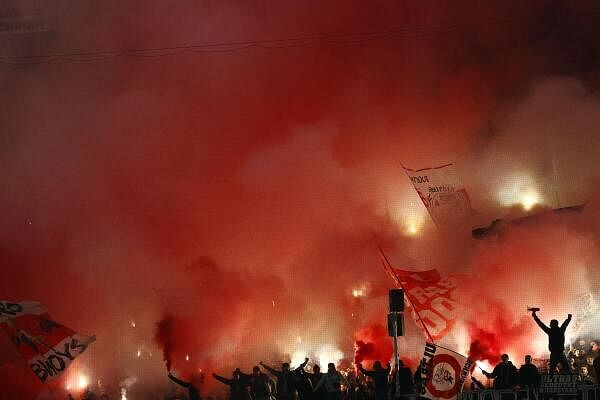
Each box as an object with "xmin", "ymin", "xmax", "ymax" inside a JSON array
[
  {"xmin": 0, "ymin": 300, "xmax": 95, "ymax": 383},
  {"xmin": 402, "ymin": 163, "xmax": 472, "ymax": 226},
  {"xmin": 393, "ymin": 268, "xmax": 462, "ymax": 341}
]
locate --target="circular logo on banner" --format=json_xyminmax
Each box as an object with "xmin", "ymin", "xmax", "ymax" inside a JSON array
[{"xmin": 426, "ymin": 354, "xmax": 460, "ymax": 399}]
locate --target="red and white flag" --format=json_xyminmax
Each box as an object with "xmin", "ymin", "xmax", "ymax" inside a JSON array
[
  {"xmin": 419, "ymin": 342, "xmax": 473, "ymax": 400},
  {"xmin": 391, "ymin": 267, "xmax": 462, "ymax": 341},
  {"xmin": 402, "ymin": 163, "xmax": 472, "ymax": 226},
  {"xmin": 0, "ymin": 301, "xmax": 95, "ymax": 383}
]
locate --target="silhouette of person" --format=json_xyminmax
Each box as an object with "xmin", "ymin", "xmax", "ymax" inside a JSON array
[
  {"xmin": 482, "ymin": 354, "xmax": 518, "ymax": 389},
  {"xmin": 307, "ymin": 364, "xmax": 327, "ymax": 400},
  {"xmin": 245, "ymin": 366, "xmax": 273, "ymax": 400},
  {"xmin": 168, "ymin": 371, "xmax": 201, "ymax": 400},
  {"xmin": 395, "ymin": 360, "xmax": 415, "ymax": 397},
  {"xmin": 518, "ymin": 355, "xmax": 540, "ymax": 388},
  {"xmin": 260, "ymin": 361, "xmax": 296, "ymax": 400},
  {"xmin": 213, "ymin": 368, "xmax": 251, "ymax": 400},
  {"xmin": 413, "ymin": 359, "xmax": 425, "ymax": 395},
  {"xmin": 592, "ymin": 341, "xmax": 600, "ymax": 385},
  {"xmin": 293, "ymin": 358, "xmax": 314, "ymax": 400},
  {"xmin": 82, "ymin": 388, "xmax": 98, "ymax": 400},
  {"xmin": 532, "ymin": 311, "xmax": 572, "ymax": 374},
  {"xmin": 358, "ymin": 361, "xmax": 390, "ymax": 400},
  {"xmin": 313, "ymin": 363, "xmax": 349, "ymax": 400}
]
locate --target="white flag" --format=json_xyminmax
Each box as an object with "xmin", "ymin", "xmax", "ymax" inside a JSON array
[
  {"xmin": 402, "ymin": 163, "xmax": 472, "ymax": 226},
  {"xmin": 419, "ymin": 343, "xmax": 473, "ymax": 400}
]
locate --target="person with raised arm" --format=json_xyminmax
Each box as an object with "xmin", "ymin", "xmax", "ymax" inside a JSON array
[
  {"xmin": 357, "ymin": 361, "xmax": 390, "ymax": 400},
  {"xmin": 260, "ymin": 361, "xmax": 296, "ymax": 400},
  {"xmin": 213, "ymin": 368, "xmax": 251, "ymax": 400},
  {"xmin": 168, "ymin": 371, "xmax": 201, "ymax": 400},
  {"xmin": 531, "ymin": 310, "xmax": 572, "ymax": 374},
  {"xmin": 313, "ymin": 363, "xmax": 349, "ymax": 400}
]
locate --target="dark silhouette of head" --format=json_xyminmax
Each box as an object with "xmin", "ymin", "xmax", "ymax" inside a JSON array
[
  {"xmin": 233, "ymin": 368, "xmax": 241, "ymax": 379},
  {"xmin": 253, "ymin": 366, "xmax": 260, "ymax": 375},
  {"xmin": 313, "ymin": 365, "xmax": 321, "ymax": 373},
  {"xmin": 525, "ymin": 355, "xmax": 532, "ymax": 364},
  {"xmin": 501, "ymin": 354, "xmax": 509, "ymax": 363},
  {"xmin": 373, "ymin": 361, "xmax": 382, "ymax": 370},
  {"xmin": 550, "ymin": 319, "xmax": 559, "ymax": 328},
  {"xmin": 282, "ymin": 363, "xmax": 290, "ymax": 371},
  {"xmin": 327, "ymin": 363, "xmax": 336, "ymax": 373}
]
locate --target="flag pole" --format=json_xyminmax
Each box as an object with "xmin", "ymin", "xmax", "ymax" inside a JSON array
[
  {"xmin": 378, "ymin": 246, "xmax": 435, "ymax": 344},
  {"xmin": 399, "ymin": 161, "xmax": 440, "ymax": 230}
]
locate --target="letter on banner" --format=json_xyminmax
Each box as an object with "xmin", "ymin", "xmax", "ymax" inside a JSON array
[
  {"xmin": 393, "ymin": 269, "xmax": 463, "ymax": 341},
  {"xmin": 402, "ymin": 163, "xmax": 472, "ymax": 226},
  {"xmin": 0, "ymin": 300, "xmax": 95, "ymax": 383}
]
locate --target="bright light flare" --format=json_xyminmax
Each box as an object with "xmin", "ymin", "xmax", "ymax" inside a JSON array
[
  {"xmin": 185, "ymin": 354, "xmax": 190, "ymax": 361},
  {"xmin": 385, "ymin": 196, "xmax": 427, "ymax": 237},
  {"xmin": 136, "ymin": 349, "xmax": 141, "ymax": 357},
  {"xmin": 351, "ymin": 283, "xmax": 370, "ymax": 298},
  {"xmin": 121, "ymin": 387, "xmax": 127, "ymax": 400},
  {"xmin": 474, "ymin": 360, "xmax": 493, "ymax": 376},
  {"xmin": 316, "ymin": 345, "xmax": 344, "ymax": 367},
  {"xmin": 497, "ymin": 174, "xmax": 543, "ymax": 210},
  {"xmin": 406, "ymin": 222, "xmax": 419, "ymax": 236},
  {"xmin": 291, "ymin": 350, "xmax": 307, "ymax": 367},
  {"xmin": 78, "ymin": 374, "xmax": 89, "ymax": 390},
  {"xmin": 130, "ymin": 320, "xmax": 136, "ymax": 328},
  {"xmin": 520, "ymin": 191, "xmax": 539, "ymax": 211}
]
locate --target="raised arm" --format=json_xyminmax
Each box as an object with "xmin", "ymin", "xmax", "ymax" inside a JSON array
[
  {"xmin": 358, "ymin": 364, "xmax": 375, "ymax": 377},
  {"xmin": 532, "ymin": 312, "xmax": 550, "ymax": 334},
  {"xmin": 260, "ymin": 361, "xmax": 281, "ymax": 377},
  {"xmin": 295, "ymin": 358, "xmax": 309, "ymax": 373},
  {"xmin": 561, "ymin": 314, "xmax": 572, "ymax": 330},
  {"xmin": 482, "ymin": 367, "xmax": 496, "ymax": 379},
  {"xmin": 213, "ymin": 373, "xmax": 233, "ymax": 385},
  {"xmin": 169, "ymin": 373, "xmax": 191, "ymax": 388}
]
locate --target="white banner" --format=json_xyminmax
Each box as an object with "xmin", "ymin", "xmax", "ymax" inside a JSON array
[
  {"xmin": 420, "ymin": 343, "xmax": 472, "ymax": 400},
  {"xmin": 403, "ymin": 163, "xmax": 472, "ymax": 226}
]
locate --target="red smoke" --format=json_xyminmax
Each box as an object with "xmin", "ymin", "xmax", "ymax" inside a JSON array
[
  {"xmin": 1, "ymin": 0, "xmax": 600, "ymax": 397},
  {"xmin": 354, "ymin": 324, "xmax": 393, "ymax": 367}
]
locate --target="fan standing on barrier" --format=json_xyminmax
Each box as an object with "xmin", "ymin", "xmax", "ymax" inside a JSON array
[{"xmin": 530, "ymin": 309, "xmax": 572, "ymax": 374}]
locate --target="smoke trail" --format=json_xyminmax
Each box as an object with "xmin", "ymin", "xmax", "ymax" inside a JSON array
[{"xmin": 155, "ymin": 315, "xmax": 175, "ymax": 372}]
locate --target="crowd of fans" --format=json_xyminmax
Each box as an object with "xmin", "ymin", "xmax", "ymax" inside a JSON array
[
  {"xmin": 64, "ymin": 340, "xmax": 600, "ymax": 400},
  {"xmin": 199, "ymin": 358, "xmax": 417, "ymax": 400}
]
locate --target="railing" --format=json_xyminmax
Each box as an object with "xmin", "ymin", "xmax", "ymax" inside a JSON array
[{"xmin": 459, "ymin": 386, "xmax": 600, "ymax": 400}]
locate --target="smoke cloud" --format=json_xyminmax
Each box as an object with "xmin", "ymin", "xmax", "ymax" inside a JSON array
[{"xmin": 1, "ymin": 0, "xmax": 599, "ymax": 397}]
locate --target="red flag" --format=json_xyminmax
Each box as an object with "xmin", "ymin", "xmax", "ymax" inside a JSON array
[{"xmin": 392, "ymin": 269, "xmax": 462, "ymax": 341}]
